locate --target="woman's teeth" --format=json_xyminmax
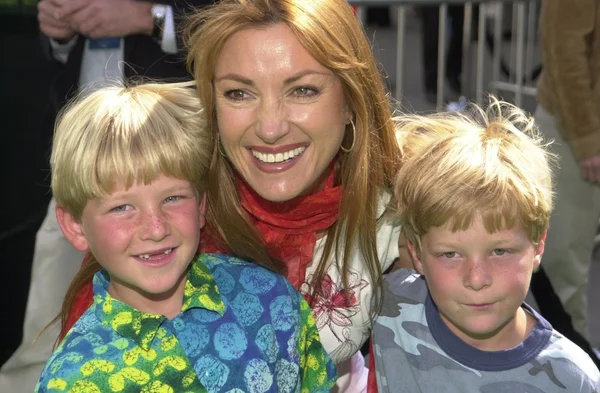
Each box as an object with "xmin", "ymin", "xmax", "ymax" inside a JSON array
[{"xmin": 252, "ymin": 147, "xmax": 306, "ymax": 163}]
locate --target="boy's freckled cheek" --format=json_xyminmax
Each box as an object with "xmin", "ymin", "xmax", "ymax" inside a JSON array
[{"xmin": 98, "ymin": 220, "xmax": 132, "ymax": 239}]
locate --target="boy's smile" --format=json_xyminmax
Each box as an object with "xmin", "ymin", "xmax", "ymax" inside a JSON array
[
  {"xmin": 135, "ymin": 247, "xmax": 174, "ymax": 263},
  {"xmin": 57, "ymin": 175, "xmax": 204, "ymax": 318},
  {"xmin": 409, "ymin": 215, "xmax": 545, "ymax": 351}
]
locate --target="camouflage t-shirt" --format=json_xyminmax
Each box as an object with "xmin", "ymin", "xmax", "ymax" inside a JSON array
[
  {"xmin": 35, "ymin": 253, "xmax": 337, "ymax": 393},
  {"xmin": 372, "ymin": 268, "xmax": 600, "ymax": 393}
]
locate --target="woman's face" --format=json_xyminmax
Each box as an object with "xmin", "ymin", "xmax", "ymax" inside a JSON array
[{"xmin": 213, "ymin": 23, "xmax": 349, "ymax": 202}]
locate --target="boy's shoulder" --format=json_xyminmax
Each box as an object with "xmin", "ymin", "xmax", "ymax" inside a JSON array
[
  {"xmin": 375, "ymin": 268, "xmax": 430, "ymax": 346},
  {"xmin": 198, "ymin": 253, "xmax": 297, "ymax": 295},
  {"xmin": 201, "ymin": 253, "xmax": 257, "ymax": 268},
  {"xmin": 52, "ymin": 306, "xmax": 115, "ymax": 355},
  {"xmin": 36, "ymin": 309, "xmax": 116, "ymax": 390},
  {"xmin": 384, "ymin": 267, "xmax": 423, "ymax": 289},
  {"xmin": 380, "ymin": 268, "xmax": 428, "ymax": 315},
  {"xmin": 537, "ymin": 329, "xmax": 600, "ymax": 390}
]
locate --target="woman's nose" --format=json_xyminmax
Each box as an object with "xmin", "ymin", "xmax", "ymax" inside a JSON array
[{"xmin": 255, "ymin": 97, "xmax": 290, "ymax": 143}]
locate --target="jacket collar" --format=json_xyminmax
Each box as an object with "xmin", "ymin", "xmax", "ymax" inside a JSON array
[{"xmin": 92, "ymin": 254, "xmax": 225, "ymax": 350}]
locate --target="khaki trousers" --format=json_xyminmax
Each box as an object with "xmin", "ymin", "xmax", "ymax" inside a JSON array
[{"xmin": 0, "ymin": 199, "xmax": 85, "ymax": 393}]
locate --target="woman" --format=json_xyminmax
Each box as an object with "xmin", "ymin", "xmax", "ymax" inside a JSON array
[{"xmin": 65, "ymin": 0, "xmax": 403, "ymax": 391}]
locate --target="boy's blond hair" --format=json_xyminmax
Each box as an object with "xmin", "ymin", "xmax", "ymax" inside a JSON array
[
  {"xmin": 51, "ymin": 81, "xmax": 209, "ymax": 219},
  {"xmin": 394, "ymin": 98, "xmax": 555, "ymax": 251}
]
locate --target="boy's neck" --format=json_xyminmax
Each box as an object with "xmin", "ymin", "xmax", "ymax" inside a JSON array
[{"xmin": 107, "ymin": 270, "xmax": 188, "ymax": 320}]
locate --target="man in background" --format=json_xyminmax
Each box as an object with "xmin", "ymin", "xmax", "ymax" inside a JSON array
[
  {"xmin": 0, "ymin": 0, "xmax": 56, "ymax": 369},
  {"xmin": 535, "ymin": 0, "xmax": 600, "ymax": 352},
  {"xmin": 0, "ymin": 0, "xmax": 211, "ymax": 391}
]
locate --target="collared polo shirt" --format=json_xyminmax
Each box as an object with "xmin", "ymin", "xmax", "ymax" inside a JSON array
[{"xmin": 35, "ymin": 253, "xmax": 337, "ymax": 393}]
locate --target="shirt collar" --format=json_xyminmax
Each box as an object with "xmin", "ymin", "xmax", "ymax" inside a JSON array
[{"xmin": 93, "ymin": 254, "xmax": 226, "ymax": 350}]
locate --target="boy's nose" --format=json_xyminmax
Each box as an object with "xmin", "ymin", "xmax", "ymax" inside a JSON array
[
  {"xmin": 463, "ymin": 258, "xmax": 492, "ymax": 291},
  {"xmin": 140, "ymin": 211, "xmax": 170, "ymax": 241}
]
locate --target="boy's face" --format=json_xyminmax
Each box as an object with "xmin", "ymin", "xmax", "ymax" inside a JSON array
[
  {"xmin": 408, "ymin": 215, "xmax": 545, "ymax": 351},
  {"xmin": 57, "ymin": 175, "xmax": 204, "ymax": 312}
]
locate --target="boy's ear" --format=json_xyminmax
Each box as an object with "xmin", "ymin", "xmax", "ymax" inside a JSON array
[
  {"xmin": 55, "ymin": 205, "xmax": 89, "ymax": 252},
  {"xmin": 394, "ymin": 232, "xmax": 417, "ymax": 270},
  {"xmin": 407, "ymin": 240, "xmax": 425, "ymax": 275},
  {"xmin": 198, "ymin": 193, "xmax": 207, "ymax": 230},
  {"xmin": 533, "ymin": 232, "xmax": 546, "ymax": 271}
]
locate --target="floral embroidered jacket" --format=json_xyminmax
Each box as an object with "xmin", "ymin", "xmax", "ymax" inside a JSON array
[
  {"xmin": 34, "ymin": 254, "xmax": 337, "ymax": 393},
  {"xmin": 300, "ymin": 194, "xmax": 401, "ymax": 392}
]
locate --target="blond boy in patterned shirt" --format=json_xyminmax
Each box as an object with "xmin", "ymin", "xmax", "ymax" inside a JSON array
[{"xmin": 34, "ymin": 82, "xmax": 337, "ymax": 393}]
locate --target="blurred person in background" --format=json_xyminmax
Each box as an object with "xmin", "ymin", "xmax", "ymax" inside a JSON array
[
  {"xmin": 0, "ymin": 0, "xmax": 57, "ymax": 369},
  {"xmin": 419, "ymin": 4, "xmax": 467, "ymax": 103},
  {"xmin": 0, "ymin": 0, "xmax": 212, "ymax": 391},
  {"xmin": 535, "ymin": 0, "xmax": 600, "ymax": 355}
]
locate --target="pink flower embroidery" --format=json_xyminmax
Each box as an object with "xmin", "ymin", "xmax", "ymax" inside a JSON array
[{"xmin": 302, "ymin": 272, "xmax": 368, "ymax": 340}]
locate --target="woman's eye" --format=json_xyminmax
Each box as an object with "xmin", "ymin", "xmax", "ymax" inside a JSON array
[
  {"xmin": 294, "ymin": 86, "xmax": 318, "ymax": 98},
  {"xmin": 224, "ymin": 89, "xmax": 248, "ymax": 101}
]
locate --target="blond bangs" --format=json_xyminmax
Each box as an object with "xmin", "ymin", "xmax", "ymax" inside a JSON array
[{"xmin": 51, "ymin": 82, "xmax": 209, "ymax": 219}]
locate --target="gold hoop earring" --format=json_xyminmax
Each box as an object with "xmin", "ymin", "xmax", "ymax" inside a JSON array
[
  {"xmin": 340, "ymin": 119, "xmax": 356, "ymax": 153},
  {"xmin": 217, "ymin": 133, "xmax": 227, "ymax": 157}
]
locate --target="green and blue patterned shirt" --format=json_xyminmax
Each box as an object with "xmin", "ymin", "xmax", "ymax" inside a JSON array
[{"xmin": 35, "ymin": 254, "xmax": 337, "ymax": 393}]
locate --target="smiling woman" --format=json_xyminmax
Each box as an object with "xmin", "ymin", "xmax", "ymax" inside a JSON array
[{"xmin": 184, "ymin": 1, "xmax": 403, "ymax": 391}]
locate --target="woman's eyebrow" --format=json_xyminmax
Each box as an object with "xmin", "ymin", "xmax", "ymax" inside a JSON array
[{"xmin": 215, "ymin": 69, "xmax": 332, "ymax": 86}]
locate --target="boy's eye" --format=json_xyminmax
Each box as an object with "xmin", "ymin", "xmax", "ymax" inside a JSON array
[
  {"xmin": 441, "ymin": 252, "xmax": 458, "ymax": 259},
  {"xmin": 492, "ymin": 248, "xmax": 507, "ymax": 256},
  {"xmin": 110, "ymin": 204, "xmax": 131, "ymax": 213},
  {"xmin": 164, "ymin": 195, "xmax": 183, "ymax": 203}
]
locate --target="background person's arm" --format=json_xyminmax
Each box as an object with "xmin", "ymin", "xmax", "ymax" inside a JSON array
[{"xmin": 540, "ymin": 0, "xmax": 600, "ymax": 181}]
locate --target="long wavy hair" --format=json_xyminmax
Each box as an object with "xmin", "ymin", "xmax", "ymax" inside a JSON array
[{"xmin": 184, "ymin": 0, "xmax": 401, "ymax": 318}]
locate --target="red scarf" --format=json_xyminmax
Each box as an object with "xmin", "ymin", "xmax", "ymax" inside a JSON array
[{"xmin": 203, "ymin": 166, "xmax": 342, "ymax": 288}]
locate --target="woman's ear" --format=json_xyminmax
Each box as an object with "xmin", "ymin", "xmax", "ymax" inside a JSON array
[
  {"xmin": 344, "ymin": 105, "xmax": 353, "ymax": 124},
  {"xmin": 56, "ymin": 205, "xmax": 89, "ymax": 252}
]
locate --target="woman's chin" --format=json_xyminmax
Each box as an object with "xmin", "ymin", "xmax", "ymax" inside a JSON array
[{"xmin": 253, "ymin": 182, "xmax": 308, "ymax": 202}]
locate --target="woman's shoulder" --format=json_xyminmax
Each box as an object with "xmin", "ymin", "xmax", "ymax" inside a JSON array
[
  {"xmin": 315, "ymin": 189, "xmax": 401, "ymax": 268},
  {"xmin": 376, "ymin": 189, "xmax": 394, "ymax": 219}
]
